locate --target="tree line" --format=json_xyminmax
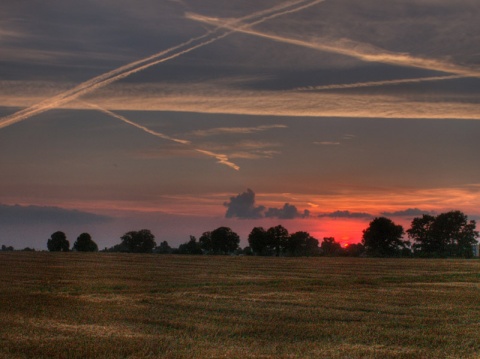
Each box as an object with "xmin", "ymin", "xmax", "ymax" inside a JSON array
[
  {"xmin": 361, "ymin": 211, "xmax": 479, "ymax": 258},
  {"xmin": 106, "ymin": 210, "xmax": 478, "ymax": 258},
  {"xmin": 2, "ymin": 210, "xmax": 477, "ymax": 258}
]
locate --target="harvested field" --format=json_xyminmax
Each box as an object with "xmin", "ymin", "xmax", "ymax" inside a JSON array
[{"xmin": 1, "ymin": 253, "xmax": 479, "ymax": 358}]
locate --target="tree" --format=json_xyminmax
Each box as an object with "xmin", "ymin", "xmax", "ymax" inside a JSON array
[
  {"xmin": 242, "ymin": 246, "xmax": 253, "ymax": 256},
  {"xmin": 248, "ymin": 227, "xmax": 270, "ymax": 256},
  {"xmin": 362, "ymin": 217, "xmax": 407, "ymax": 257},
  {"xmin": 104, "ymin": 242, "xmax": 129, "ymax": 252},
  {"xmin": 211, "ymin": 227, "xmax": 240, "ymax": 254},
  {"xmin": 408, "ymin": 211, "xmax": 479, "ymax": 258},
  {"xmin": 178, "ymin": 236, "xmax": 203, "ymax": 254},
  {"xmin": 320, "ymin": 237, "xmax": 343, "ymax": 256},
  {"xmin": 344, "ymin": 243, "xmax": 365, "ymax": 257},
  {"xmin": 267, "ymin": 225, "xmax": 289, "ymax": 256},
  {"xmin": 287, "ymin": 231, "xmax": 319, "ymax": 256},
  {"xmin": 407, "ymin": 214, "xmax": 436, "ymax": 255},
  {"xmin": 305, "ymin": 235, "xmax": 321, "ymax": 256},
  {"xmin": 155, "ymin": 241, "xmax": 172, "ymax": 254},
  {"xmin": 199, "ymin": 231, "xmax": 213, "ymax": 253},
  {"xmin": 120, "ymin": 229, "xmax": 156, "ymax": 253},
  {"xmin": 47, "ymin": 231, "xmax": 70, "ymax": 252},
  {"xmin": 286, "ymin": 231, "xmax": 306, "ymax": 256},
  {"xmin": 73, "ymin": 233, "xmax": 98, "ymax": 252}
]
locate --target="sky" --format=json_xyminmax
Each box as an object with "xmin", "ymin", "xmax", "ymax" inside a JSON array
[{"xmin": 1, "ymin": 0, "xmax": 479, "ymax": 250}]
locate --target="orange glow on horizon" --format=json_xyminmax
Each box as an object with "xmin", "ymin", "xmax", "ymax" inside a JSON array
[{"xmin": 309, "ymin": 218, "xmax": 370, "ymax": 246}]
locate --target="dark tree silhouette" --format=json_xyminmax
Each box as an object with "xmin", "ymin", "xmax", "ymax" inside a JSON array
[
  {"xmin": 344, "ymin": 243, "xmax": 365, "ymax": 257},
  {"xmin": 408, "ymin": 211, "xmax": 479, "ymax": 258},
  {"xmin": 286, "ymin": 231, "xmax": 305, "ymax": 256},
  {"xmin": 1, "ymin": 245, "xmax": 14, "ymax": 251},
  {"xmin": 320, "ymin": 237, "xmax": 343, "ymax": 256},
  {"xmin": 362, "ymin": 217, "xmax": 407, "ymax": 257},
  {"xmin": 198, "ymin": 228, "xmax": 240, "ymax": 254},
  {"xmin": 155, "ymin": 241, "xmax": 172, "ymax": 254},
  {"xmin": 199, "ymin": 231, "xmax": 213, "ymax": 253},
  {"xmin": 211, "ymin": 227, "xmax": 240, "ymax": 254},
  {"xmin": 287, "ymin": 231, "xmax": 319, "ymax": 256},
  {"xmin": 267, "ymin": 225, "xmax": 289, "ymax": 256},
  {"xmin": 242, "ymin": 246, "xmax": 253, "ymax": 255},
  {"xmin": 248, "ymin": 227, "xmax": 270, "ymax": 256},
  {"xmin": 73, "ymin": 233, "xmax": 98, "ymax": 252},
  {"xmin": 120, "ymin": 229, "xmax": 156, "ymax": 253},
  {"xmin": 47, "ymin": 231, "xmax": 70, "ymax": 252},
  {"xmin": 305, "ymin": 235, "xmax": 320, "ymax": 256},
  {"xmin": 407, "ymin": 214, "xmax": 436, "ymax": 255},
  {"xmin": 178, "ymin": 236, "xmax": 203, "ymax": 254},
  {"xmin": 105, "ymin": 242, "xmax": 129, "ymax": 252}
]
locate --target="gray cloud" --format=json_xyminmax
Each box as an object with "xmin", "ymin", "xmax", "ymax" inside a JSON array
[
  {"xmin": 265, "ymin": 203, "xmax": 310, "ymax": 219},
  {"xmin": 224, "ymin": 189, "xmax": 310, "ymax": 219},
  {"xmin": 224, "ymin": 188, "xmax": 265, "ymax": 219},
  {"xmin": 318, "ymin": 210, "xmax": 373, "ymax": 219},
  {"xmin": 381, "ymin": 208, "xmax": 435, "ymax": 217},
  {"xmin": 0, "ymin": 204, "xmax": 112, "ymax": 226}
]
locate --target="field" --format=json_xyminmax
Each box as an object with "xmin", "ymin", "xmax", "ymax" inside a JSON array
[{"xmin": 0, "ymin": 253, "xmax": 479, "ymax": 358}]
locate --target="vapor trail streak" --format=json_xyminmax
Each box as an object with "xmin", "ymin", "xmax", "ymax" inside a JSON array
[
  {"xmin": 293, "ymin": 74, "xmax": 465, "ymax": 92},
  {"xmin": 0, "ymin": 36, "xmax": 215, "ymax": 129},
  {"xmin": 86, "ymin": 103, "xmax": 190, "ymax": 145},
  {"xmin": 86, "ymin": 103, "xmax": 240, "ymax": 170},
  {"xmin": 0, "ymin": 0, "xmax": 321, "ymax": 130},
  {"xmin": 188, "ymin": 15, "xmax": 480, "ymax": 78},
  {"xmin": 194, "ymin": 149, "xmax": 240, "ymax": 171}
]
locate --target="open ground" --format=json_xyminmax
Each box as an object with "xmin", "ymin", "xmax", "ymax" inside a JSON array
[{"xmin": 0, "ymin": 253, "xmax": 479, "ymax": 358}]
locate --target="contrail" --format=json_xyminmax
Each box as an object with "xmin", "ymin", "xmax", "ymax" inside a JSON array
[
  {"xmin": 194, "ymin": 149, "xmax": 240, "ymax": 171},
  {"xmin": 86, "ymin": 102, "xmax": 240, "ymax": 170},
  {"xmin": 188, "ymin": 0, "xmax": 327, "ymax": 30},
  {"xmin": 0, "ymin": 35, "xmax": 216, "ymax": 129},
  {"xmin": 188, "ymin": 15, "xmax": 480, "ymax": 79},
  {"xmin": 292, "ymin": 74, "xmax": 466, "ymax": 92},
  {"xmin": 85, "ymin": 103, "xmax": 190, "ymax": 145},
  {"xmin": 0, "ymin": 0, "xmax": 322, "ymax": 130}
]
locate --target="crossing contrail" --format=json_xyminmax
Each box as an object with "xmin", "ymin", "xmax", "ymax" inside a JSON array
[
  {"xmin": 0, "ymin": 0, "xmax": 323, "ymax": 130},
  {"xmin": 292, "ymin": 74, "xmax": 466, "ymax": 92},
  {"xmin": 188, "ymin": 14, "xmax": 480, "ymax": 79},
  {"xmin": 86, "ymin": 102, "xmax": 240, "ymax": 170}
]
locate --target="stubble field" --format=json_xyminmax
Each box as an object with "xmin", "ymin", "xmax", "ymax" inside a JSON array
[{"xmin": 0, "ymin": 253, "xmax": 479, "ymax": 358}]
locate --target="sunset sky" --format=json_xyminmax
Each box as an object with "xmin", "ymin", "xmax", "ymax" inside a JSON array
[{"xmin": 1, "ymin": 0, "xmax": 479, "ymax": 250}]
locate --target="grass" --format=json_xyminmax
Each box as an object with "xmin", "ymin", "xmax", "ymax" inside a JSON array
[{"xmin": 0, "ymin": 253, "xmax": 479, "ymax": 358}]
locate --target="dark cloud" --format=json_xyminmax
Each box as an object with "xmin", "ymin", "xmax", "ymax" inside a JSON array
[
  {"xmin": 318, "ymin": 210, "xmax": 372, "ymax": 219},
  {"xmin": 381, "ymin": 208, "xmax": 434, "ymax": 217},
  {"xmin": 224, "ymin": 188, "xmax": 265, "ymax": 219},
  {"xmin": 224, "ymin": 189, "xmax": 310, "ymax": 219},
  {"xmin": 265, "ymin": 203, "xmax": 309, "ymax": 219},
  {"xmin": 0, "ymin": 204, "xmax": 111, "ymax": 226}
]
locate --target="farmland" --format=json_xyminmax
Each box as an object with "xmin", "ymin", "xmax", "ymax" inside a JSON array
[{"xmin": 0, "ymin": 253, "xmax": 479, "ymax": 358}]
